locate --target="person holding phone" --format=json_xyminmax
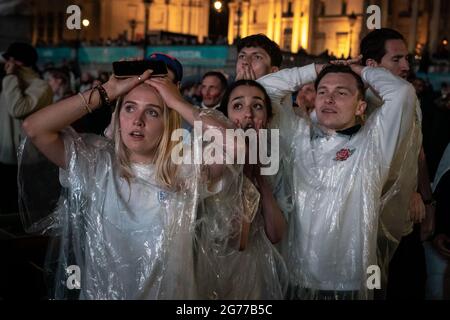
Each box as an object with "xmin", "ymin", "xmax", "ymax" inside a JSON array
[
  {"xmin": 19, "ymin": 67, "xmax": 243, "ymax": 299},
  {"xmin": 104, "ymin": 54, "xmax": 184, "ymax": 137}
]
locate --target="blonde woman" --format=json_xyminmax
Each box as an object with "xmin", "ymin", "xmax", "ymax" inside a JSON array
[{"xmin": 21, "ymin": 70, "xmax": 235, "ymax": 299}]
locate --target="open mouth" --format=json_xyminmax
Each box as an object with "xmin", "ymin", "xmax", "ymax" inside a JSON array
[
  {"xmin": 130, "ymin": 131, "xmax": 145, "ymax": 138},
  {"xmin": 245, "ymin": 122, "xmax": 254, "ymax": 129},
  {"xmin": 321, "ymin": 108, "xmax": 337, "ymax": 114}
]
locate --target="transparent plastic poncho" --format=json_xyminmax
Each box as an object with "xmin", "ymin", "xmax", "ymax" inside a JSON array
[
  {"xmin": 194, "ymin": 171, "xmax": 289, "ymax": 300},
  {"xmin": 18, "ymin": 108, "xmax": 267, "ymax": 300},
  {"xmin": 19, "ymin": 128, "xmax": 200, "ymax": 299},
  {"xmin": 433, "ymin": 143, "xmax": 450, "ymax": 192},
  {"xmin": 258, "ymin": 65, "xmax": 419, "ymax": 299},
  {"xmin": 186, "ymin": 108, "xmax": 289, "ymax": 300},
  {"xmin": 365, "ymin": 84, "xmax": 423, "ymax": 295}
]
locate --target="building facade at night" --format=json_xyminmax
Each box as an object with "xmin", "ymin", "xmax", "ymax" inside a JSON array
[
  {"xmin": 227, "ymin": 0, "xmax": 449, "ymax": 57},
  {"xmin": 29, "ymin": 0, "xmax": 210, "ymax": 45},
  {"xmin": 22, "ymin": 0, "xmax": 450, "ymax": 57}
]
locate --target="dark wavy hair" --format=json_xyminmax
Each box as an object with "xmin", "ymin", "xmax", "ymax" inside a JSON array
[
  {"xmin": 237, "ymin": 34, "xmax": 282, "ymax": 68},
  {"xmin": 218, "ymin": 79, "xmax": 273, "ymax": 120},
  {"xmin": 360, "ymin": 28, "xmax": 405, "ymax": 66},
  {"xmin": 315, "ymin": 64, "xmax": 365, "ymax": 99}
]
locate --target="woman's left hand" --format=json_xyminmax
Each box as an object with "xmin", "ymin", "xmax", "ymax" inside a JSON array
[
  {"xmin": 103, "ymin": 69, "xmax": 153, "ymax": 101},
  {"xmin": 145, "ymin": 77, "xmax": 186, "ymax": 109}
]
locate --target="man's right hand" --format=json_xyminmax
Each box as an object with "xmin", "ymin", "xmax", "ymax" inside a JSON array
[
  {"xmin": 329, "ymin": 55, "xmax": 364, "ymax": 75},
  {"xmin": 409, "ymin": 191, "xmax": 426, "ymax": 224},
  {"xmin": 432, "ymin": 234, "xmax": 450, "ymax": 259},
  {"xmin": 314, "ymin": 63, "xmax": 326, "ymax": 75}
]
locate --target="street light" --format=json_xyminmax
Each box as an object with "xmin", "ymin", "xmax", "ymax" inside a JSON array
[
  {"xmin": 348, "ymin": 11, "xmax": 357, "ymax": 58},
  {"xmin": 76, "ymin": 18, "xmax": 89, "ymax": 65},
  {"xmin": 81, "ymin": 19, "xmax": 90, "ymax": 44},
  {"xmin": 129, "ymin": 19, "xmax": 137, "ymax": 42},
  {"xmin": 214, "ymin": 0, "xmax": 223, "ymax": 12}
]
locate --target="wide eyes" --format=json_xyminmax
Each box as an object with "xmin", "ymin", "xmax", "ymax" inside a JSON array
[
  {"xmin": 123, "ymin": 105, "xmax": 159, "ymax": 117},
  {"xmin": 146, "ymin": 109, "xmax": 159, "ymax": 117},
  {"xmin": 232, "ymin": 103, "xmax": 243, "ymax": 110},
  {"xmin": 253, "ymin": 103, "xmax": 264, "ymax": 110},
  {"xmin": 124, "ymin": 105, "xmax": 135, "ymax": 113},
  {"xmin": 237, "ymin": 54, "xmax": 264, "ymax": 61},
  {"xmin": 231, "ymin": 102, "xmax": 265, "ymax": 111}
]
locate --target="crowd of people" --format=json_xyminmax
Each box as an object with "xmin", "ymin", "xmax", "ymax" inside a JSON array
[{"xmin": 0, "ymin": 28, "xmax": 449, "ymax": 300}]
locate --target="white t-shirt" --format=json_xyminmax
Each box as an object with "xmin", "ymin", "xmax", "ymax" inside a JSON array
[
  {"xmin": 58, "ymin": 130, "xmax": 201, "ymax": 299},
  {"xmin": 259, "ymin": 65, "xmax": 417, "ymax": 294}
]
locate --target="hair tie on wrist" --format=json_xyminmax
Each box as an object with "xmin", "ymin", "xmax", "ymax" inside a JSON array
[
  {"xmin": 78, "ymin": 92, "xmax": 92, "ymax": 113},
  {"xmin": 95, "ymin": 85, "xmax": 111, "ymax": 108}
]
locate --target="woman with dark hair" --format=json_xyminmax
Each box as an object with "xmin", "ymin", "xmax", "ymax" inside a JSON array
[{"xmin": 197, "ymin": 79, "xmax": 288, "ymax": 299}]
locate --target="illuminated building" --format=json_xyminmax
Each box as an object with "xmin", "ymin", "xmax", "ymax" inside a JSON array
[
  {"xmin": 227, "ymin": 0, "xmax": 450, "ymax": 56},
  {"xmin": 23, "ymin": 0, "xmax": 450, "ymax": 56}
]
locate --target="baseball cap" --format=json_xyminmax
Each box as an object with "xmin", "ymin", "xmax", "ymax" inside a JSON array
[
  {"xmin": 2, "ymin": 42, "xmax": 38, "ymax": 67},
  {"xmin": 147, "ymin": 52, "xmax": 183, "ymax": 83}
]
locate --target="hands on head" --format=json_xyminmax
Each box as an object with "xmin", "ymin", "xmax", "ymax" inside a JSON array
[
  {"xmin": 105, "ymin": 58, "xmax": 186, "ymax": 110},
  {"xmin": 329, "ymin": 54, "xmax": 365, "ymax": 75},
  {"xmin": 104, "ymin": 69, "xmax": 153, "ymax": 101},
  {"xmin": 144, "ymin": 76, "xmax": 186, "ymax": 109},
  {"xmin": 314, "ymin": 55, "xmax": 365, "ymax": 76}
]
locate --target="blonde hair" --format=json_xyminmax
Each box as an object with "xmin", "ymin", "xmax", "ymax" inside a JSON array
[{"xmin": 112, "ymin": 85, "xmax": 181, "ymax": 190}]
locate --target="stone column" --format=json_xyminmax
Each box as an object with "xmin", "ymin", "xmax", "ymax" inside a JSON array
[
  {"xmin": 291, "ymin": 0, "xmax": 302, "ymax": 53},
  {"xmin": 408, "ymin": 0, "xmax": 419, "ymax": 52},
  {"xmin": 428, "ymin": 0, "xmax": 441, "ymax": 54}
]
